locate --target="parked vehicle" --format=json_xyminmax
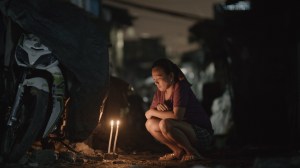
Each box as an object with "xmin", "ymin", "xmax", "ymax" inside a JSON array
[{"xmin": 0, "ymin": 33, "xmax": 66, "ymax": 162}]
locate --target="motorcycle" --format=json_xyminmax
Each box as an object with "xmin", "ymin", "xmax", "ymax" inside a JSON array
[{"xmin": 0, "ymin": 33, "xmax": 66, "ymax": 162}]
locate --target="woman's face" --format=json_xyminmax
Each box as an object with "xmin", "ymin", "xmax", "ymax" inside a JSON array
[{"xmin": 152, "ymin": 67, "xmax": 173, "ymax": 92}]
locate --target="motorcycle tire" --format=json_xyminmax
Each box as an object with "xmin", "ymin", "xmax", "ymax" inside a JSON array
[{"xmin": 1, "ymin": 86, "xmax": 49, "ymax": 162}]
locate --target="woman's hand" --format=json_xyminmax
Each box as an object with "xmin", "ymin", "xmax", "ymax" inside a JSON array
[
  {"xmin": 156, "ymin": 103, "xmax": 169, "ymax": 111},
  {"xmin": 145, "ymin": 104, "xmax": 174, "ymax": 120}
]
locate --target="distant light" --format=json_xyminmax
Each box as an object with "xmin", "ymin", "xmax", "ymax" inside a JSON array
[
  {"xmin": 126, "ymin": 27, "xmax": 136, "ymax": 38},
  {"xmin": 181, "ymin": 67, "xmax": 195, "ymax": 80},
  {"xmin": 143, "ymin": 96, "xmax": 149, "ymax": 103},
  {"xmin": 181, "ymin": 68, "xmax": 187, "ymax": 74},
  {"xmin": 223, "ymin": 1, "xmax": 251, "ymax": 11},
  {"xmin": 141, "ymin": 33, "xmax": 150, "ymax": 38},
  {"xmin": 206, "ymin": 62, "xmax": 215, "ymax": 76}
]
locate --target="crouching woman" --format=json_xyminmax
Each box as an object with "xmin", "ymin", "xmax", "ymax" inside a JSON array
[{"xmin": 145, "ymin": 58, "xmax": 214, "ymax": 162}]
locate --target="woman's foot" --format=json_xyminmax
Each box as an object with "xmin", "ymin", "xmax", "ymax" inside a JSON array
[
  {"xmin": 159, "ymin": 151, "xmax": 184, "ymax": 161},
  {"xmin": 159, "ymin": 153, "xmax": 178, "ymax": 161}
]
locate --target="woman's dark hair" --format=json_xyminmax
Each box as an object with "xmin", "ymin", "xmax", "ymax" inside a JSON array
[{"xmin": 152, "ymin": 58, "xmax": 191, "ymax": 85}]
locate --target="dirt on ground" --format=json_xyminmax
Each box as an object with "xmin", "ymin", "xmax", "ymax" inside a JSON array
[
  {"xmin": 0, "ymin": 141, "xmax": 255, "ymax": 168},
  {"xmin": 1, "ymin": 138, "xmax": 299, "ymax": 168},
  {"xmin": 1, "ymin": 151, "xmax": 254, "ymax": 168}
]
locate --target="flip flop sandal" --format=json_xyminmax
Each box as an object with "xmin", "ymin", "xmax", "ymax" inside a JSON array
[
  {"xmin": 180, "ymin": 154, "xmax": 205, "ymax": 162},
  {"xmin": 158, "ymin": 153, "xmax": 178, "ymax": 161}
]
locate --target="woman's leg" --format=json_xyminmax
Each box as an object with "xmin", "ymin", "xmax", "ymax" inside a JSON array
[
  {"xmin": 159, "ymin": 119, "xmax": 200, "ymax": 156},
  {"xmin": 145, "ymin": 118, "xmax": 183, "ymax": 157}
]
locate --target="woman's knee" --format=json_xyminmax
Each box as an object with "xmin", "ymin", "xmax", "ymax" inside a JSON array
[
  {"xmin": 145, "ymin": 119, "xmax": 158, "ymax": 131},
  {"xmin": 145, "ymin": 119, "xmax": 151, "ymax": 130},
  {"xmin": 159, "ymin": 118, "xmax": 174, "ymax": 133}
]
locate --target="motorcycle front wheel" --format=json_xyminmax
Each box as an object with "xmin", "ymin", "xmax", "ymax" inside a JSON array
[{"xmin": 1, "ymin": 86, "xmax": 49, "ymax": 162}]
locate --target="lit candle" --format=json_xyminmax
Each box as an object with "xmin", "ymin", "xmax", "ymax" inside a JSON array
[
  {"xmin": 108, "ymin": 120, "xmax": 114, "ymax": 153},
  {"xmin": 113, "ymin": 120, "xmax": 120, "ymax": 154}
]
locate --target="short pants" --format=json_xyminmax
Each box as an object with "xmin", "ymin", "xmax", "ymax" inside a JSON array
[{"xmin": 191, "ymin": 125, "xmax": 213, "ymax": 151}]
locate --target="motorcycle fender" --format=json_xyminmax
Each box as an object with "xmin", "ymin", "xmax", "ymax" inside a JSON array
[
  {"xmin": 42, "ymin": 96, "xmax": 63, "ymax": 138},
  {"xmin": 23, "ymin": 77, "xmax": 49, "ymax": 92}
]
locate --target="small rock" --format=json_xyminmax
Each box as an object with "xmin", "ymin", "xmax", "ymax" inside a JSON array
[
  {"xmin": 28, "ymin": 162, "xmax": 39, "ymax": 167},
  {"xmin": 113, "ymin": 160, "xmax": 125, "ymax": 164},
  {"xmin": 94, "ymin": 149, "xmax": 104, "ymax": 154},
  {"xmin": 74, "ymin": 142, "xmax": 95, "ymax": 155},
  {"xmin": 75, "ymin": 157, "xmax": 87, "ymax": 163},
  {"xmin": 104, "ymin": 153, "xmax": 118, "ymax": 160},
  {"xmin": 87, "ymin": 155, "xmax": 103, "ymax": 161}
]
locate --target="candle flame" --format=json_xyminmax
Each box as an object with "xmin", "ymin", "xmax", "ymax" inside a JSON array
[
  {"xmin": 117, "ymin": 120, "xmax": 120, "ymax": 126},
  {"xmin": 110, "ymin": 120, "xmax": 114, "ymax": 126}
]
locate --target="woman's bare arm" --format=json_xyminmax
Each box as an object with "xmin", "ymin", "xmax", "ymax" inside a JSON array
[{"xmin": 145, "ymin": 106, "xmax": 185, "ymax": 120}]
